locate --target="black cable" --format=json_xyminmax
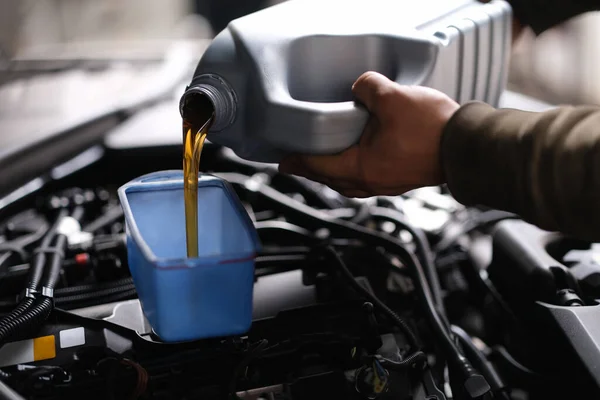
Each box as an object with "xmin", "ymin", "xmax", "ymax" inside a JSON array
[
  {"xmin": 0, "ymin": 279, "xmax": 137, "ymax": 310},
  {"xmin": 55, "ymin": 285, "xmax": 136, "ymax": 306},
  {"xmin": 435, "ymin": 252, "xmax": 469, "ymax": 270},
  {"xmin": 229, "ymin": 339, "xmax": 269, "ymax": 398},
  {"xmin": 435, "ymin": 210, "xmax": 520, "ymax": 253},
  {"xmin": 0, "ymin": 299, "xmax": 35, "ymax": 328},
  {"xmin": 451, "ymin": 325, "xmax": 511, "ymax": 400},
  {"xmin": 0, "ymin": 253, "xmax": 12, "ymax": 280},
  {"xmin": 0, "ymin": 223, "xmax": 49, "ymax": 278},
  {"xmin": 27, "ymin": 208, "xmax": 68, "ymax": 291},
  {"xmin": 70, "ymin": 206, "xmax": 85, "ymax": 223},
  {"xmin": 54, "ymin": 277, "xmax": 134, "ymax": 296},
  {"xmin": 373, "ymin": 352, "xmax": 428, "ymax": 370},
  {"xmin": 13, "ymin": 222, "xmax": 49, "ymax": 249},
  {"xmin": 215, "ymin": 172, "xmax": 486, "ymax": 395},
  {"xmin": 0, "ymin": 206, "xmax": 82, "ymax": 345},
  {"xmin": 322, "ymin": 245, "xmax": 419, "ymax": 350},
  {"xmin": 41, "ymin": 234, "xmax": 67, "ymax": 290},
  {"xmin": 0, "ymin": 297, "xmax": 52, "ymax": 344},
  {"xmin": 254, "ymin": 220, "xmax": 313, "ymax": 242},
  {"xmin": 217, "ymin": 147, "xmax": 342, "ymax": 209},
  {"xmin": 82, "ymin": 206, "xmax": 124, "ymax": 233},
  {"xmin": 469, "ymin": 210, "xmax": 519, "ymax": 229},
  {"xmin": 350, "ymin": 202, "xmax": 372, "ymax": 224},
  {"xmin": 490, "ymin": 346, "xmax": 542, "ymax": 382},
  {"xmin": 363, "ymin": 207, "xmax": 446, "ymax": 321},
  {"xmin": 41, "ymin": 206, "xmax": 82, "ymax": 293},
  {"xmin": 56, "ymin": 289, "xmax": 138, "ymax": 310},
  {"xmin": 254, "ymin": 254, "xmax": 307, "ymax": 273},
  {"xmin": 2, "ymin": 251, "xmax": 315, "ymax": 310}
]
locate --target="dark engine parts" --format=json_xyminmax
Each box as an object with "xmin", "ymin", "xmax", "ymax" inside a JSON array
[{"xmin": 0, "ymin": 143, "xmax": 599, "ymax": 400}]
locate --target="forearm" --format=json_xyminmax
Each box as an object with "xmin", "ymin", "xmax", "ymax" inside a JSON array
[
  {"xmin": 507, "ymin": 0, "xmax": 600, "ymax": 34},
  {"xmin": 441, "ymin": 102, "xmax": 600, "ymax": 240}
]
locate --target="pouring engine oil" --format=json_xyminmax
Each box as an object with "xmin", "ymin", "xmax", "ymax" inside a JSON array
[{"xmin": 182, "ymin": 94, "xmax": 215, "ymax": 258}]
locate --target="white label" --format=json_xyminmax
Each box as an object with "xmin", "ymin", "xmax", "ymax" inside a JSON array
[{"xmin": 59, "ymin": 327, "xmax": 85, "ymax": 349}]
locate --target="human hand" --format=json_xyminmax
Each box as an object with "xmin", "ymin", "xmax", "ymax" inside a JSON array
[{"xmin": 278, "ymin": 71, "xmax": 460, "ymax": 198}]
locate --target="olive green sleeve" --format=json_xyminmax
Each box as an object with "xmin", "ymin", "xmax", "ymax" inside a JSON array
[{"xmin": 441, "ymin": 101, "xmax": 600, "ymax": 241}]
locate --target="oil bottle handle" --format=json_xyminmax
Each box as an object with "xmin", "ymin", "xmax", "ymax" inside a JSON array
[
  {"xmin": 262, "ymin": 93, "xmax": 370, "ymax": 155},
  {"xmin": 260, "ymin": 34, "xmax": 441, "ymax": 155}
]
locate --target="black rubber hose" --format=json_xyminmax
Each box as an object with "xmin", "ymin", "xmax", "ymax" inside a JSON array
[
  {"xmin": 41, "ymin": 206, "xmax": 83, "ymax": 291},
  {"xmin": 54, "ymin": 277, "xmax": 134, "ymax": 296},
  {"xmin": 0, "ymin": 207, "xmax": 80, "ymax": 345},
  {"xmin": 322, "ymin": 245, "xmax": 419, "ymax": 349},
  {"xmin": 451, "ymin": 325, "xmax": 511, "ymax": 400},
  {"xmin": 0, "ymin": 253, "xmax": 12, "ymax": 281},
  {"xmin": 364, "ymin": 207, "xmax": 446, "ymax": 321},
  {"xmin": 373, "ymin": 351, "xmax": 428, "ymax": 370},
  {"xmin": 215, "ymin": 172, "xmax": 485, "ymax": 393},
  {"xmin": 82, "ymin": 206, "xmax": 124, "ymax": 233},
  {"xmin": 435, "ymin": 210, "xmax": 519, "ymax": 253},
  {"xmin": 350, "ymin": 202, "xmax": 372, "ymax": 224},
  {"xmin": 0, "ymin": 223, "xmax": 49, "ymax": 280},
  {"xmin": 56, "ymin": 289, "xmax": 138, "ymax": 310},
  {"xmin": 0, "ymin": 299, "xmax": 35, "ymax": 329},
  {"xmin": 40, "ymin": 234, "xmax": 67, "ymax": 290},
  {"xmin": 12, "ymin": 223, "xmax": 49, "ymax": 249},
  {"xmin": 229, "ymin": 339, "xmax": 269, "ymax": 398},
  {"xmin": 0, "ymin": 298, "xmax": 52, "ymax": 344},
  {"xmin": 27, "ymin": 208, "xmax": 68, "ymax": 291},
  {"xmin": 70, "ymin": 206, "xmax": 85, "ymax": 223},
  {"xmin": 489, "ymin": 346, "xmax": 543, "ymax": 386},
  {"xmin": 217, "ymin": 147, "xmax": 341, "ymax": 209},
  {"xmin": 0, "ymin": 276, "xmax": 134, "ymax": 310},
  {"xmin": 55, "ymin": 284, "xmax": 136, "ymax": 305}
]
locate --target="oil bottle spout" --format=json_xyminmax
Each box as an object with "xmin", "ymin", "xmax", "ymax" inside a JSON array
[{"xmin": 179, "ymin": 74, "xmax": 237, "ymax": 133}]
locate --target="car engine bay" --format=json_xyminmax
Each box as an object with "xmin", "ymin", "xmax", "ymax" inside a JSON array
[
  {"xmin": 0, "ymin": 36, "xmax": 599, "ymax": 399},
  {"xmin": 0, "ymin": 131, "xmax": 599, "ymax": 400}
]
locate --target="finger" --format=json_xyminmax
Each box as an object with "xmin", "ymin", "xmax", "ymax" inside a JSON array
[
  {"xmin": 351, "ymin": 71, "xmax": 395, "ymax": 114},
  {"xmin": 281, "ymin": 146, "xmax": 361, "ymax": 182}
]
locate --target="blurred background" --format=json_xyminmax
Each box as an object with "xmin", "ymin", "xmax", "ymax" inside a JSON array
[
  {"xmin": 1, "ymin": 0, "xmax": 599, "ymax": 106},
  {"xmin": 509, "ymin": 13, "xmax": 600, "ymax": 106},
  {"xmin": 0, "ymin": 0, "xmax": 599, "ymax": 173}
]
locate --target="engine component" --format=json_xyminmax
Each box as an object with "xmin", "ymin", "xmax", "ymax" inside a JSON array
[
  {"xmin": 564, "ymin": 244, "xmax": 600, "ymax": 298},
  {"xmin": 487, "ymin": 220, "xmax": 581, "ymax": 307},
  {"xmin": 4, "ymin": 124, "xmax": 597, "ymax": 400},
  {"xmin": 488, "ymin": 219, "xmax": 600, "ymax": 398},
  {"xmin": 0, "ymin": 267, "xmax": 416, "ymax": 400}
]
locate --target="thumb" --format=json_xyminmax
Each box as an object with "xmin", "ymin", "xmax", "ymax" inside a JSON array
[{"xmin": 351, "ymin": 71, "xmax": 396, "ymax": 115}]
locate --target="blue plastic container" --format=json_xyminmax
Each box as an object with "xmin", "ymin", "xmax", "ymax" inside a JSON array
[{"xmin": 117, "ymin": 170, "xmax": 260, "ymax": 342}]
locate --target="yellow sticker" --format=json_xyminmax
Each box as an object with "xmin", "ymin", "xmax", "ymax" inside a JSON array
[{"xmin": 33, "ymin": 335, "xmax": 56, "ymax": 361}]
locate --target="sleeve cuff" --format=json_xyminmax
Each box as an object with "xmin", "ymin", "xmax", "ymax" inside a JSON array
[{"xmin": 439, "ymin": 101, "xmax": 525, "ymax": 212}]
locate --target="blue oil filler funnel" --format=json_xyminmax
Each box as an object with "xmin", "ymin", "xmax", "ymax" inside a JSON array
[{"xmin": 118, "ymin": 170, "xmax": 260, "ymax": 342}]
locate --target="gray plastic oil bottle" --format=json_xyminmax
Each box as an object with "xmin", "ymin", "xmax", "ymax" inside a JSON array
[{"xmin": 179, "ymin": 0, "xmax": 512, "ymax": 163}]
